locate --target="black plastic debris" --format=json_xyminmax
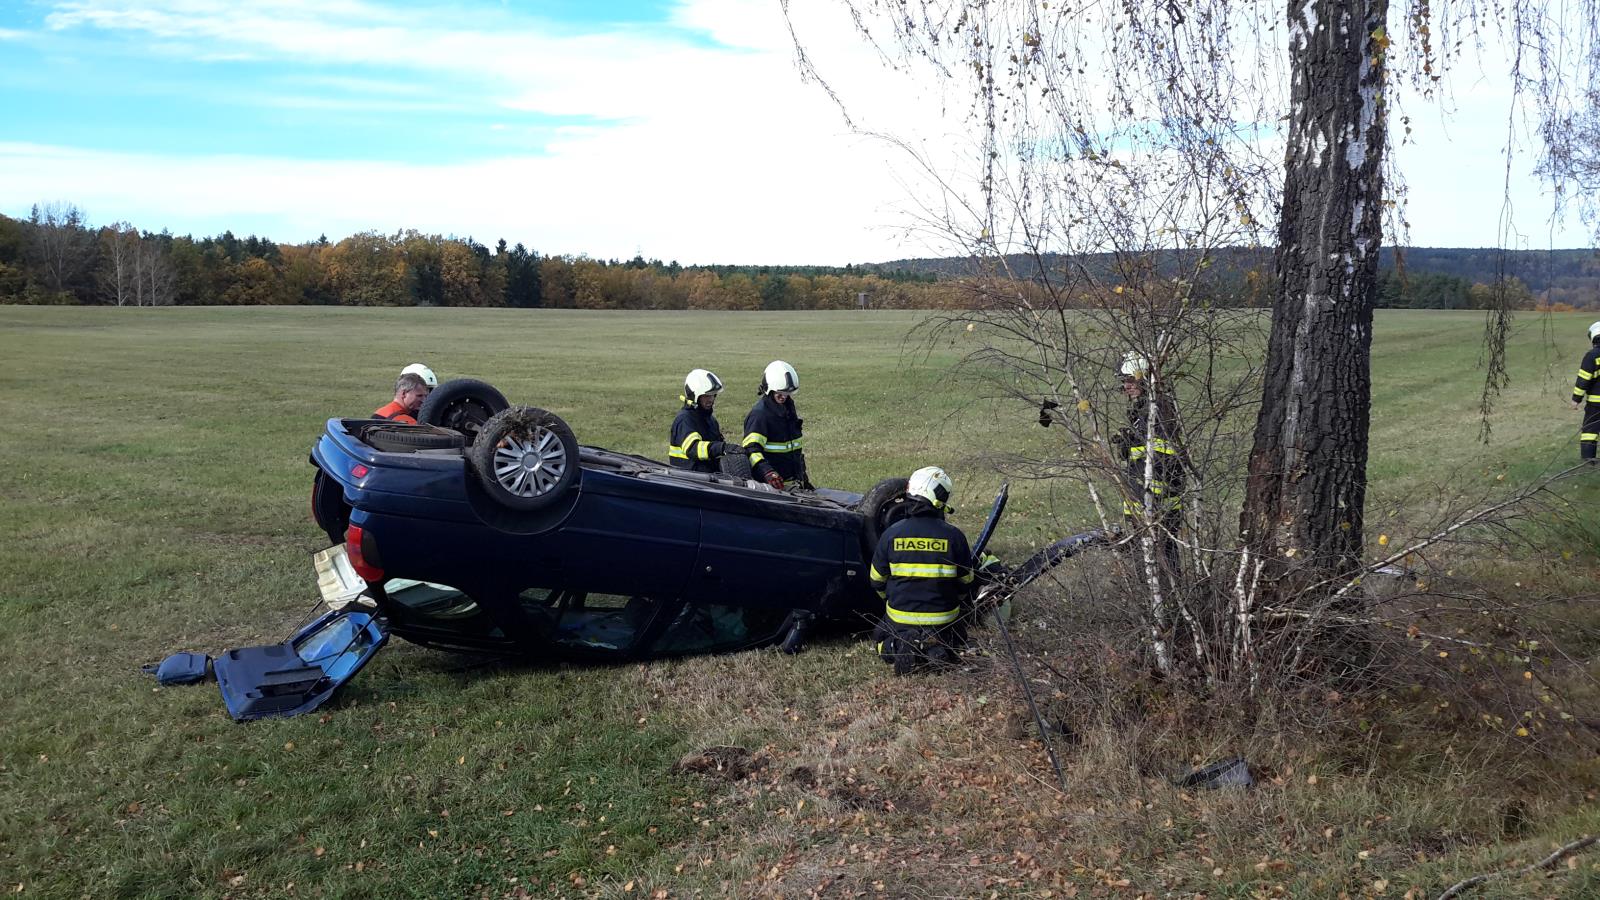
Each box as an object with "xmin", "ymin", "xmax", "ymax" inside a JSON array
[{"xmin": 1173, "ymin": 756, "xmax": 1254, "ymax": 790}]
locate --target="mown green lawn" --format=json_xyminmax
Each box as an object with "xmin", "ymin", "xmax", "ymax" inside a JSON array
[{"xmin": 0, "ymin": 306, "xmax": 1596, "ymax": 898}]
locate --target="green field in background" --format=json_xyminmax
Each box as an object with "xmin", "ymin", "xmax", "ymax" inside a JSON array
[{"xmin": 0, "ymin": 306, "xmax": 1595, "ymax": 897}]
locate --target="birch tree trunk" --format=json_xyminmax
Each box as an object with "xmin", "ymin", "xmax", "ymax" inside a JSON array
[{"xmin": 1240, "ymin": 0, "xmax": 1388, "ymax": 602}]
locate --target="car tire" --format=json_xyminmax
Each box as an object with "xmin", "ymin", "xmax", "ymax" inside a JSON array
[
  {"xmin": 859, "ymin": 476, "xmax": 911, "ymax": 551},
  {"xmin": 719, "ymin": 447, "xmax": 753, "ymax": 480},
  {"xmin": 311, "ymin": 469, "xmax": 350, "ymax": 545},
  {"xmin": 360, "ymin": 424, "xmax": 467, "ymax": 453},
  {"xmin": 470, "ymin": 406, "xmax": 581, "ymax": 510},
  {"xmin": 417, "ymin": 378, "xmax": 510, "ymax": 445}
]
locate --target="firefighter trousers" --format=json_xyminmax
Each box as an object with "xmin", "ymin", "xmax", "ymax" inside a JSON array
[{"xmin": 1584, "ymin": 402, "xmax": 1600, "ymax": 461}]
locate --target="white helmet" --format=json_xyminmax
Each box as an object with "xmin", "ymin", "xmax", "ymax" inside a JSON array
[
  {"xmin": 683, "ymin": 368, "xmax": 724, "ymax": 405},
  {"xmin": 907, "ymin": 465, "xmax": 954, "ymax": 509},
  {"xmin": 1118, "ymin": 351, "xmax": 1149, "ymax": 379},
  {"xmin": 761, "ymin": 360, "xmax": 799, "ymax": 395},
  {"xmin": 400, "ymin": 363, "xmax": 438, "ymax": 388},
  {"xmin": 1588, "ymin": 321, "xmax": 1600, "ymax": 341}
]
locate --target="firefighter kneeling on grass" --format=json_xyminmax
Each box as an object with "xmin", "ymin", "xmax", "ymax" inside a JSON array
[{"xmin": 869, "ymin": 466, "xmax": 986, "ymax": 675}]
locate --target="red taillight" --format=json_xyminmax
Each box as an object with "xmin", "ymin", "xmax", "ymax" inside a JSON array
[
  {"xmin": 344, "ymin": 524, "xmax": 385, "ymax": 582},
  {"xmin": 351, "ymin": 464, "xmax": 369, "ymax": 478}
]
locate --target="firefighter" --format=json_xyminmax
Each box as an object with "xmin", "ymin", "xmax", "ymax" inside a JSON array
[
  {"xmin": 869, "ymin": 466, "xmax": 975, "ymax": 674},
  {"xmin": 742, "ymin": 360, "xmax": 810, "ymax": 491},
  {"xmin": 374, "ymin": 371, "xmax": 431, "ymax": 424},
  {"xmin": 1114, "ymin": 351, "xmax": 1186, "ymax": 574},
  {"xmin": 1572, "ymin": 321, "xmax": 1600, "ymax": 462},
  {"xmin": 669, "ymin": 368, "xmax": 731, "ymax": 473}
]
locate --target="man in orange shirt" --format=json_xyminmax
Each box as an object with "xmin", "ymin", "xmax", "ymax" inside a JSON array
[{"xmin": 374, "ymin": 371, "xmax": 432, "ymax": 424}]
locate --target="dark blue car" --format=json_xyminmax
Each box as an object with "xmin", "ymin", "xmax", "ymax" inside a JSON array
[
  {"xmin": 304, "ymin": 381, "xmax": 949, "ymax": 663},
  {"xmin": 212, "ymin": 381, "xmax": 1093, "ymax": 721}
]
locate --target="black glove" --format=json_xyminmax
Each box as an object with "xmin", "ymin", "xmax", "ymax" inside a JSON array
[{"xmin": 1113, "ymin": 428, "xmax": 1134, "ymax": 458}]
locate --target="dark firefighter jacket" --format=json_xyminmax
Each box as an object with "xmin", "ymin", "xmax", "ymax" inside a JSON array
[
  {"xmin": 1574, "ymin": 341, "xmax": 1600, "ymax": 435},
  {"xmin": 742, "ymin": 394, "xmax": 807, "ymax": 486},
  {"xmin": 869, "ymin": 504, "xmax": 975, "ymax": 627},
  {"xmin": 668, "ymin": 404, "xmax": 726, "ymax": 473},
  {"xmin": 373, "ymin": 401, "xmax": 418, "ymax": 425},
  {"xmin": 1117, "ymin": 389, "xmax": 1185, "ymax": 513}
]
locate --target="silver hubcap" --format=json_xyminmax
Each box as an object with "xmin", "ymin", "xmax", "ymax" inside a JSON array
[{"xmin": 492, "ymin": 425, "xmax": 567, "ymax": 497}]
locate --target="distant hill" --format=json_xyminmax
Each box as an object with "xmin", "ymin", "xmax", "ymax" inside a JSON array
[{"xmin": 862, "ymin": 246, "xmax": 1600, "ymax": 308}]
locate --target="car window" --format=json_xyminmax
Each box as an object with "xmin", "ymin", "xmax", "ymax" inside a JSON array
[
  {"xmin": 294, "ymin": 612, "xmax": 382, "ymax": 681},
  {"xmin": 520, "ymin": 591, "xmax": 661, "ymax": 653},
  {"xmin": 386, "ymin": 579, "xmax": 504, "ymax": 638},
  {"xmin": 648, "ymin": 603, "xmax": 789, "ymax": 656}
]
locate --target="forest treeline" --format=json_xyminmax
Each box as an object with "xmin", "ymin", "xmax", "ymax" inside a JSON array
[
  {"xmin": 0, "ymin": 203, "xmax": 1585, "ymax": 310},
  {"xmin": 0, "ymin": 204, "xmax": 954, "ymax": 310}
]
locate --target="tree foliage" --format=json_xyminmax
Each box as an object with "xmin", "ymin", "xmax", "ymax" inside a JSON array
[{"xmin": 0, "ymin": 210, "xmax": 972, "ymax": 311}]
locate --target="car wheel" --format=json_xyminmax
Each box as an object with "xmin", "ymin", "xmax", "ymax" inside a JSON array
[
  {"xmin": 360, "ymin": 424, "xmax": 466, "ymax": 453},
  {"xmin": 470, "ymin": 406, "xmax": 581, "ymax": 510},
  {"xmin": 417, "ymin": 378, "xmax": 510, "ymax": 445},
  {"xmin": 311, "ymin": 469, "xmax": 350, "ymax": 545},
  {"xmin": 719, "ymin": 447, "xmax": 753, "ymax": 480},
  {"xmin": 859, "ymin": 476, "xmax": 911, "ymax": 551}
]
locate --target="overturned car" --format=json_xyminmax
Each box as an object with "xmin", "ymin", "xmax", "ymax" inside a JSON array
[{"xmin": 210, "ymin": 380, "xmax": 1099, "ymax": 721}]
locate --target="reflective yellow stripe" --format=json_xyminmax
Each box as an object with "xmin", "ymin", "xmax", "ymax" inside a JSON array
[
  {"xmin": 959, "ymin": 571, "xmax": 975, "ymax": 584},
  {"xmin": 1128, "ymin": 438, "xmax": 1178, "ymax": 460},
  {"xmin": 1576, "ymin": 386, "xmax": 1588, "ymax": 397},
  {"xmin": 670, "ymin": 431, "xmax": 706, "ymax": 460},
  {"xmin": 1124, "ymin": 497, "xmax": 1183, "ymax": 515},
  {"xmin": 742, "ymin": 432, "xmax": 767, "ymax": 467},
  {"xmin": 889, "ymin": 562, "xmax": 959, "ymax": 578},
  {"xmin": 886, "ymin": 605, "xmax": 959, "ymax": 626},
  {"xmin": 1580, "ymin": 369, "xmax": 1594, "ymax": 379},
  {"xmin": 760, "ymin": 437, "xmax": 805, "ymax": 453},
  {"xmin": 1588, "ymin": 395, "xmax": 1600, "ymax": 403},
  {"xmin": 1582, "ymin": 433, "xmax": 1599, "ymax": 441},
  {"xmin": 869, "ymin": 564, "xmax": 887, "ymax": 583}
]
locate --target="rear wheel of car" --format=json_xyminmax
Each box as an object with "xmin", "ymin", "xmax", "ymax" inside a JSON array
[
  {"xmin": 859, "ymin": 476, "xmax": 910, "ymax": 551},
  {"xmin": 417, "ymin": 378, "xmax": 510, "ymax": 445},
  {"xmin": 470, "ymin": 406, "xmax": 581, "ymax": 510}
]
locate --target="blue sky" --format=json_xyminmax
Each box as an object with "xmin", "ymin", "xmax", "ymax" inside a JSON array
[
  {"xmin": 0, "ymin": 0, "xmax": 918, "ymax": 263},
  {"xmin": 0, "ymin": 1, "xmax": 1589, "ymax": 263}
]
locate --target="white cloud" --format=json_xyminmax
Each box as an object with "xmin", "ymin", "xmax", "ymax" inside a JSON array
[
  {"xmin": 7, "ymin": 0, "xmax": 961, "ymax": 262},
  {"xmin": 5, "ymin": 0, "xmax": 1590, "ymax": 263}
]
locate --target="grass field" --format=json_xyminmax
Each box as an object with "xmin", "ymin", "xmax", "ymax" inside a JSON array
[{"xmin": 2, "ymin": 306, "xmax": 1600, "ymax": 898}]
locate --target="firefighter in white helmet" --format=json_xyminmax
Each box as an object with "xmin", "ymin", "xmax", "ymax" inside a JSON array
[
  {"xmin": 868, "ymin": 466, "xmax": 976, "ymax": 674},
  {"xmin": 1572, "ymin": 322, "xmax": 1600, "ymax": 462},
  {"xmin": 669, "ymin": 368, "xmax": 731, "ymax": 473},
  {"xmin": 374, "ymin": 366, "xmax": 435, "ymax": 424},
  {"xmin": 742, "ymin": 360, "xmax": 811, "ymax": 491}
]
